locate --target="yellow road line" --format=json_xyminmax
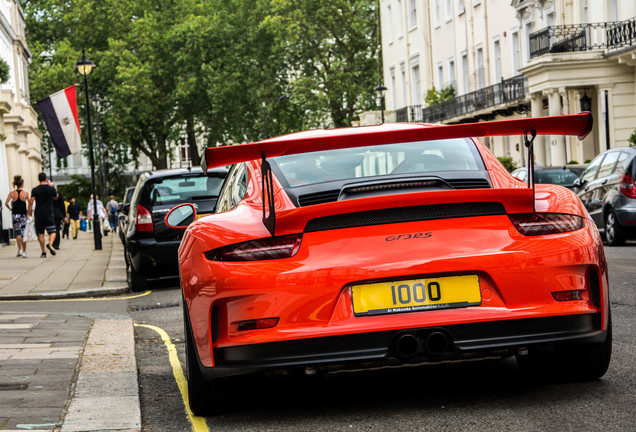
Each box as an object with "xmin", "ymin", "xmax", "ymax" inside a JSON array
[
  {"xmin": 0, "ymin": 290, "xmax": 152, "ymax": 303},
  {"xmin": 135, "ymin": 323, "xmax": 209, "ymax": 432}
]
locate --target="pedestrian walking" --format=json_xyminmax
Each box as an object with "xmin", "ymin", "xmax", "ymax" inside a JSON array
[
  {"xmin": 52, "ymin": 192, "xmax": 66, "ymax": 249},
  {"xmin": 87, "ymin": 194, "xmax": 107, "ymax": 236},
  {"xmin": 106, "ymin": 195, "xmax": 118, "ymax": 233},
  {"xmin": 27, "ymin": 172, "xmax": 58, "ymax": 258},
  {"xmin": 4, "ymin": 175, "xmax": 30, "ymax": 258},
  {"xmin": 67, "ymin": 198, "xmax": 81, "ymax": 239}
]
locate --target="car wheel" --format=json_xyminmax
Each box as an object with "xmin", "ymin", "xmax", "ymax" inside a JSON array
[
  {"xmin": 605, "ymin": 209, "xmax": 626, "ymax": 246},
  {"xmin": 183, "ymin": 300, "xmax": 227, "ymax": 416},
  {"xmin": 516, "ymin": 314, "xmax": 612, "ymax": 381},
  {"xmin": 127, "ymin": 264, "xmax": 148, "ymax": 292}
]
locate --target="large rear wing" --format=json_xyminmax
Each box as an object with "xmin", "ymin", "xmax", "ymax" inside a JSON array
[
  {"xmin": 201, "ymin": 113, "xmax": 593, "ymax": 171},
  {"xmin": 201, "ymin": 113, "xmax": 592, "ymax": 236}
]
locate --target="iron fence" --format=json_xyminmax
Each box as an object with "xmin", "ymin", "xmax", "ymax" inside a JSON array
[
  {"xmin": 530, "ymin": 17, "xmax": 636, "ymax": 59},
  {"xmin": 414, "ymin": 75, "xmax": 527, "ymax": 124}
]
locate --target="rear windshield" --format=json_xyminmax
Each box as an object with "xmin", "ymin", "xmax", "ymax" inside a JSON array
[
  {"xmin": 535, "ymin": 169, "xmax": 580, "ymax": 186},
  {"xmin": 146, "ymin": 175, "xmax": 225, "ymax": 206},
  {"xmin": 271, "ymin": 139, "xmax": 483, "ymax": 187}
]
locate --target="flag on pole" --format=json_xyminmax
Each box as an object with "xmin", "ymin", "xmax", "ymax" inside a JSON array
[{"xmin": 37, "ymin": 85, "xmax": 82, "ymax": 158}]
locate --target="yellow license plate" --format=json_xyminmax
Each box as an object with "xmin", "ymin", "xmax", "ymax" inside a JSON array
[{"xmin": 351, "ymin": 275, "xmax": 481, "ymax": 316}]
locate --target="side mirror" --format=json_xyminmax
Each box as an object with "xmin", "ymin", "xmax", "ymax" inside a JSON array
[
  {"xmin": 573, "ymin": 178, "xmax": 581, "ymax": 188},
  {"xmin": 165, "ymin": 203, "xmax": 197, "ymax": 229},
  {"xmin": 121, "ymin": 203, "xmax": 131, "ymax": 215}
]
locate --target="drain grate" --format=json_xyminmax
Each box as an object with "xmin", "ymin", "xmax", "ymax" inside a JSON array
[
  {"xmin": 129, "ymin": 302, "xmax": 180, "ymax": 312},
  {"xmin": 0, "ymin": 383, "xmax": 29, "ymax": 391}
]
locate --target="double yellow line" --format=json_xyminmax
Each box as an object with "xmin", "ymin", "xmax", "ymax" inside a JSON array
[{"xmin": 135, "ymin": 324, "xmax": 210, "ymax": 432}]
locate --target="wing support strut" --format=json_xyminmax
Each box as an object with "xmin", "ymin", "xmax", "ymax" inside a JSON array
[
  {"xmin": 261, "ymin": 153, "xmax": 276, "ymax": 236},
  {"xmin": 524, "ymin": 127, "xmax": 537, "ymax": 213}
]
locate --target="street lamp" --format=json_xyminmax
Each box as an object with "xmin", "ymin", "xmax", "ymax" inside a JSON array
[
  {"xmin": 262, "ymin": 95, "xmax": 289, "ymax": 139},
  {"xmin": 92, "ymin": 96, "xmax": 106, "ymax": 199},
  {"xmin": 76, "ymin": 50, "xmax": 101, "ymax": 250},
  {"xmin": 374, "ymin": 81, "xmax": 388, "ymax": 124}
]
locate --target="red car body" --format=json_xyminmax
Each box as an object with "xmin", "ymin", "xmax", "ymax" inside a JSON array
[{"xmin": 170, "ymin": 113, "xmax": 611, "ymax": 416}]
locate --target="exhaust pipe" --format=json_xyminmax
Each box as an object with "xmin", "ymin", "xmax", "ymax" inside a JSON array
[
  {"xmin": 424, "ymin": 331, "xmax": 449, "ymax": 356},
  {"xmin": 395, "ymin": 333, "xmax": 419, "ymax": 359}
]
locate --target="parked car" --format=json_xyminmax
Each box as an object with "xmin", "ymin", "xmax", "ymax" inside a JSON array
[
  {"xmin": 118, "ymin": 186, "xmax": 136, "ymax": 245},
  {"xmin": 511, "ymin": 165, "xmax": 586, "ymax": 189},
  {"xmin": 574, "ymin": 147, "xmax": 636, "ymax": 245},
  {"xmin": 166, "ymin": 113, "xmax": 611, "ymax": 416},
  {"xmin": 122, "ymin": 167, "xmax": 227, "ymax": 291}
]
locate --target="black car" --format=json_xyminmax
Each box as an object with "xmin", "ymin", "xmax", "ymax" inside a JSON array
[
  {"xmin": 122, "ymin": 167, "xmax": 227, "ymax": 291},
  {"xmin": 511, "ymin": 165, "xmax": 586, "ymax": 190},
  {"xmin": 118, "ymin": 186, "xmax": 136, "ymax": 245},
  {"xmin": 575, "ymin": 147, "xmax": 636, "ymax": 245}
]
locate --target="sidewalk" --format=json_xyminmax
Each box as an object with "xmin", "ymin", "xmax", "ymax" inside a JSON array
[
  {"xmin": 0, "ymin": 229, "xmax": 128, "ymax": 300},
  {"xmin": 0, "ymin": 230, "xmax": 141, "ymax": 432}
]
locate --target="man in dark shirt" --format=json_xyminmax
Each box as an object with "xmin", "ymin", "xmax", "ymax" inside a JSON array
[
  {"xmin": 28, "ymin": 172, "xmax": 58, "ymax": 258},
  {"xmin": 67, "ymin": 197, "xmax": 81, "ymax": 239},
  {"xmin": 52, "ymin": 192, "xmax": 66, "ymax": 249}
]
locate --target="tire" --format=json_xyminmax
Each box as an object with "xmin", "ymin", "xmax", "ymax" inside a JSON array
[
  {"xmin": 183, "ymin": 300, "xmax": 228, "ymax": 416},
  {"xmin": 127, "ymin": 263, "xmax": 148, "ymax": 292},
  {"xmin": 605, "ymin": 209, "xmax": 626, "ymax": 246},
  {"xmin": 517, "ymin": 314, "xmax": 612, "ymax": 381}
]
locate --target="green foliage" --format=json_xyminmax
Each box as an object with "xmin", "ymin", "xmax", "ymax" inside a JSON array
[
  {"xmin": 497, "ymin": 156, "xmax": 518, "ymax": 173},
  {"xmin": 629, "ymin": 129, "xmax": 636, "ymax": 146},
  {"xmin": 0, "ymin": 58, "xmax": 9, "ymax": 83},
  {"xmin": 57, "ymin": 175, "xmax": 92, "ymax": 210},
  {"xmin": 425, "ymin": 85, "xmax": 455, "ymax": 106},
  {"xmin": 22, "ymin": 0, "xmax": 380, "ymax": 166},
  {"xmin": 567, "ymin": 160, "xmax": 579, "ymax": 164}
]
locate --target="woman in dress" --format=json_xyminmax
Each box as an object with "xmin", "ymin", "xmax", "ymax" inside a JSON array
[{"xmin": 4, "ymin": 174, "xmax": 30, "ymax": 257}]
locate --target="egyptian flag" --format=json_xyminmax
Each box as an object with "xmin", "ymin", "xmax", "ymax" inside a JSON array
[{"xmin": 37, "ymin": 85, "xmax": 82, "ymax": 158}]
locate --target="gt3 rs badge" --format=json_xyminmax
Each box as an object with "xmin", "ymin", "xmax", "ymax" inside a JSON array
[{"xmin": 385, "ymin": 232, "xmax": 432, "ymax": 241}]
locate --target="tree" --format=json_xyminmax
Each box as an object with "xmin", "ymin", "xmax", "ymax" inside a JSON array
[{"xmin": 264, "ymin": 0, "xmax": 379, "ymax": 128}]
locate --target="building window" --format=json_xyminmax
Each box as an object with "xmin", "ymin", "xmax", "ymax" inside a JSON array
[
  {"xmin": 400, "ymin": 62, "xmax": 407, "ymax": 106},
  {"xmin": 396, "ymin": 0, "xmax": 404, "ymax": 37},
  {"xmin": 434, "ymin": 0, "xmax": 441, "ymax": 27},
  {"xmin": 437, "ymin": 63, "xmax": 444, "ymax": 89},
  {"xmin": 493, "ymin": 39, "xmax": 501, "ymax": 82},
  {"xmin": 583, "ymin": 0, "xmax": 589, "ymax": 23},
  {"xmin": 407, "ymin": 0, "xmax": 417, "ymax": 29},
  {"xmin": 461, "ymin": 51, "xmax": 469, "ymax": 94},
  {"xmin": 179, "ymin": 138, "xmax": 191, "ymax": 164},
  {"xmin": 445, "ymin": 0, "xmax": 453, "ymax": 22},
  {"xmin": 411, "ymin": 58, "xmax": 422, "ymax": 105},
  {"xmin": 448, "ymin": 58, "xmax": 456, "ymax": 91},
  {"xmin": 476, "ymin": 46, "xmax": 485, "ymax": 89},
  {"xmin": 512, "ymin": 31, "xmax": 520, "ymax": 74},
  {"xmin": 386, "ymin": 5, "xmax": 393, "ymax": 44},
  {"xmin": 457, "ymin": 0, "xmax": 465, "ymax": 15},
  {"xmin": 390, "ymin": 67, "xmax": 397, "ymax": 109}
]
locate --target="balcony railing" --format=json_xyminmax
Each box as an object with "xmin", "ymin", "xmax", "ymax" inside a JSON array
[
  {"xmin": 530, "ymin": 17, "xmax": 636, "ymax": 59},
  {"xmin": 402, "ymin": 75, "xmax": 528, "ymax": 124}
]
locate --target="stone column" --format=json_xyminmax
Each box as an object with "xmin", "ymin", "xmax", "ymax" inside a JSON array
[
  {"xmin": 546, "ymin": 88, "xmax": 566, "ymax": 166},
  {"xmin": 529, "ymin": 92, "xmax": 546, "ymax": 166}
]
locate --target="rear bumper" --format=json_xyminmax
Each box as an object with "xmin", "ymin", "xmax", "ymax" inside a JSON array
[
  {"xmin": 201, "ymin": 313, "xmax": 605, "ymax": 379},
  {"xmin": 128, "ymin": 238, "xmax": 181, "ymax": 278}
]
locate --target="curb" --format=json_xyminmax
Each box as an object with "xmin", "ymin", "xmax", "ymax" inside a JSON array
[
  {"xmin": 61, "ymin": 318, "xmax": 141, "ymax": 432},
  {"xmin": 0, "ymin": 286, "xmax": 130, "ymax": 301}
]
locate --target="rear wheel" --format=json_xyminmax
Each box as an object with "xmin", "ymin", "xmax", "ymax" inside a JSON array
[
  {"xmin": 605, "ymin": 209, "xmax": 626, "ymax": 246},
  {"xmin": 183, "ymin": 300, "xmax": 227, "ymax": 416},
  {"xmin": 517, "ymin": 315, "xmax": 612, "ymax": 381},
  {"xmin": 126, "ymin": 263, "xmax": 148, "ymax": 292}
]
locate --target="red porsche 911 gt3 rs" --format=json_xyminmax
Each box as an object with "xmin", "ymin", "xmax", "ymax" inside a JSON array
[{"xmin": 166, "ymin": 113, "xmax": 611, "ymax": 416}]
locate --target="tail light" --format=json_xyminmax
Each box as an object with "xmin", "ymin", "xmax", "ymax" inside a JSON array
[
  {"xmin": 205, "ymin": 234, "xmax": 302, "ymax": 261},
  {"xmin": 619, "ymin": 174, "xmax": 636, "ymax": 198},
  {"xmin": 509, "ymin": 213, "xmax": 584, "ymax": 236},
  {"xmin": 135, "ymin": 204, "xmax": 154, "ymax": 232}
]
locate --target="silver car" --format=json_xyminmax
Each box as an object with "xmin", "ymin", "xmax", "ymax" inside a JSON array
[{"xmin": 574, "ymin": 147, "xmax": 636, "ymax": 245}]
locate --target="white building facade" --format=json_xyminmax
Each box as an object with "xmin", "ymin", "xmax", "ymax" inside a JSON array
[
  {"xmin": 0, "ymin": 0, "xmax": 42, "ymax": 242},
  {"xmin": 373, "ymin": 0, "xmax": 636, "ymax": 167}
]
